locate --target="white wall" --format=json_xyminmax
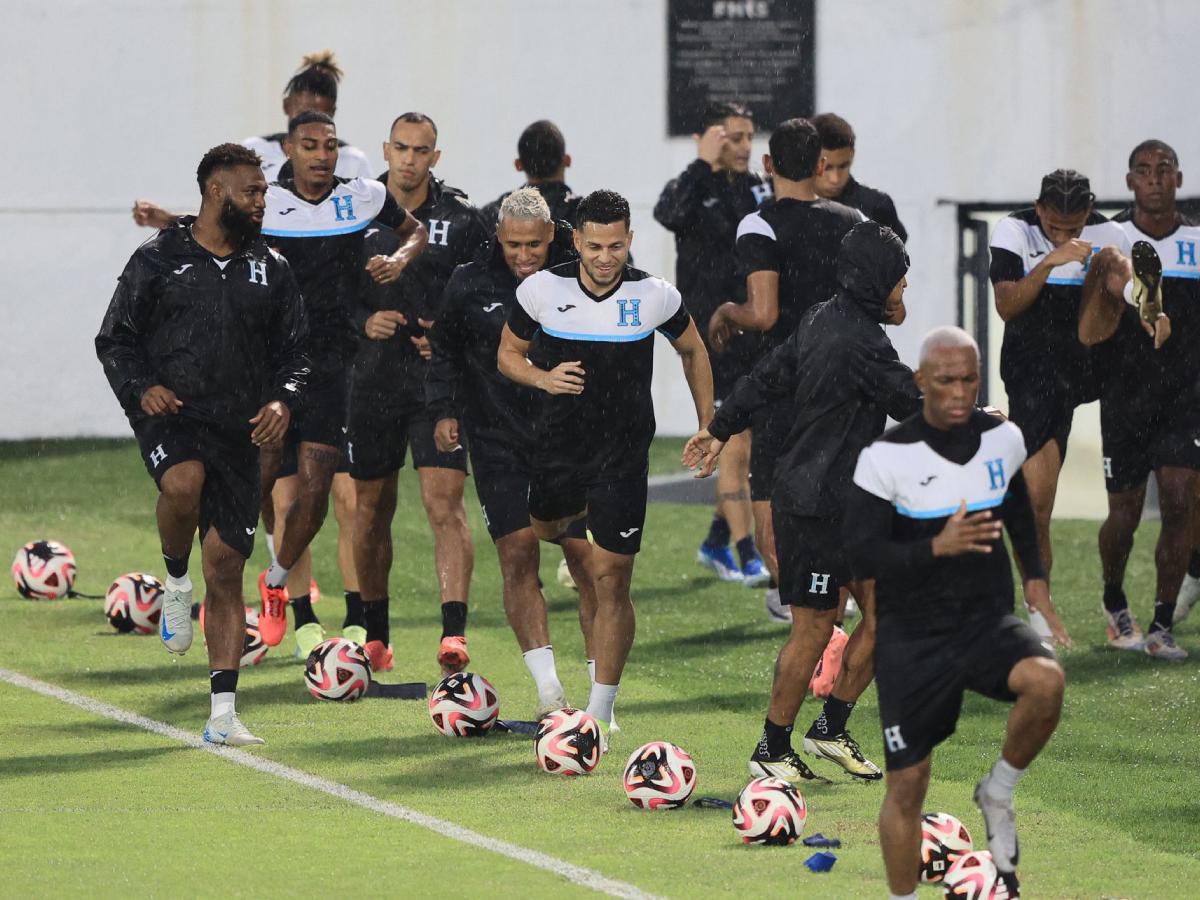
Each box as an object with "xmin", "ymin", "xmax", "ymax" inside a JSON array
[{"xmin": 4, "ymin": 0, "xmax": 1199, "ymax": 455}]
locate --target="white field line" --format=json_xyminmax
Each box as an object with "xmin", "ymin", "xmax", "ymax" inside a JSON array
[{"xmin": 0, "ymin": 667, "xmax": 659, "ymax": 900}]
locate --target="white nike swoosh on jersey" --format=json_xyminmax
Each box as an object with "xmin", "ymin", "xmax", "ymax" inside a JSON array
[{"xmin": 619, "ymin": 528, "xmax": 640, "ymax": 538}]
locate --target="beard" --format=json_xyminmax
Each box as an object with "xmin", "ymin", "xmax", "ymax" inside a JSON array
[{"xmin": 219, "ymin": 197, "xmax": 262, "ymax": 243}]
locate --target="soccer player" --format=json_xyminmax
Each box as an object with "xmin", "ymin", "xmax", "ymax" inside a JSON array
[
  {"xmin": 242, "ymin": 50, "xmax": 373, "ymax": 181},
  {"xmin": 988, "ymin": 170, "xmax": 1127, "ymax": 637},
  {"xmin": 428, "ymin": 188, "xmax": 596, "ymax": 714},
  {"xmin": 1077, "ymin": 140, "xmax": 1195, "ymax": 660},
  {"xmin": 96, "ymin": 144, "xmax": 308, "ymax": 746},
  {"xmin": 654, "ymin": 101, "xmax": 772, "ymax": 586},
  {"xmin": 706, "ymin": 118, "xmax": 864, "ymax": 621},
  {"xmin": 849, "ymin": 326, "xmax": 1070, "ymax": 900},
  {"xmin": 811, "ymin": 113, "xmax": 907, "ymax": 241},
  {"xmin": 497, "ymin": 190, "xmax": 713, "ymax": 740},
  {"xmin": 685, "ymin": 222, "xmax": 917, "ymax": 782},
  {"xmin": 481, "ymin": 120, "xmax": 581, "ymax": 229},
  {"xmin": 350, "ymin": 112, "xmax": 489, "ymax": 672}
]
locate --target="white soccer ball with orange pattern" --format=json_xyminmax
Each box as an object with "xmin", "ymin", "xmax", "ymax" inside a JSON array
[
  {"xmin": 622, "ymin": 741, "xmax": 697, "ymax": 809},
  {"xmin": 12, "ymin": 540, "xmax": 76, "ymax": 600},
  {"xmin": 103, "ymin": 572, "xmax": 164, "ymax": 633},
  {"xmin": 920, "ymin": 811, "xmax": 974, "ymax": 883},
  {"xmin": 534, "ymin": 707, "xmax": 603, "ymax": 775},
  {"xmin": 428, "ymin": 672, "xmax": 499, "ymax": 736},
  {"xmin": 304, "ymin": 637, "xmax": 371, "ymax": 701},
  {"xmin": 732, "ymin": 776, "xmax": 807, "ymax": 845}
]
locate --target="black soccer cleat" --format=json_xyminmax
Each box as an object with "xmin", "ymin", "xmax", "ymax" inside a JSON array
[{"xmin": 1131, "ymin": 240, "xmax": 1164, "ymax": 324}]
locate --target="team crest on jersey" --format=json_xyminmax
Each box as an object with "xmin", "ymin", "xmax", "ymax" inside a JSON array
[
  {"xmin": 247, "ymin": 260, "xmax": 268, "ymax": 285},
  {"xmin": 984, "ymin": 458, "xmax": 1006, "ymax": 490},
  {"xmin": 332, "ymin": 196, "xmax": 356, "ymax": 221},
  {"xmin": 617, "ymin": 298, "xmax": 641, "ymax": 327}
]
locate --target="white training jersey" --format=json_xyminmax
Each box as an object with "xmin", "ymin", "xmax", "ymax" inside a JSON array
[
  {"xmin": 242, "ymin": 134, "xmax": 374, "ymax": 182},
  {"xmin": 989, "ymin": 211, "xmax": 1126, "ymax": 287}
]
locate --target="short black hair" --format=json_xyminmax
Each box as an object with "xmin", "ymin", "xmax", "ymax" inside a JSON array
[
  {"xmin": 390, "ymin": 112, "xmax": 439, "ymax": 142},
  {"xmin": 700, "ymin": 101, "xmax": 753, "ymax": 132},
  {"xmin": 1128, "ymin": 139, "xmax": 1179, "ymax": 170},
  {"xmin": 287, "ymin": 109, "xmax": 336, "ymax": 136},
  {"xmin": 768, "ymin": 118, "xmax": 822, "ymax": 181},
  {"xmin": 196, "ymin": 143, "xmax": 262, "ymax": 193},
  {"xmin": 575, "ymin": 189, "xmax": 631, "ymax": 230},
  {"xmin": 518, "ymin": 120, "xmax": 566, "ymax": 180},
  {"xmin": 812, "ymin": 112, "xmax": 856, "ymax": 151},
  {"xmin": 1037, "ymin": 169, "xmax": 1094, "ymax": 213},
  {"xmin": 285, "ymin": 50, "xmax": 343, "ymax": 104}
]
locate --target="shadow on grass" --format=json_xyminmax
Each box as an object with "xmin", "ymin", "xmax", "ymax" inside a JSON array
[
  {"xmin": 0, "ymin": 438, "xmax": 133, "ymax": 462},
  {"xmin": 637, "ymin": 622, "xmax": 780, "ymax": 659},
  {"xmin": 0, "ymin": 744, "xmax": 190, "ymax": 780}
]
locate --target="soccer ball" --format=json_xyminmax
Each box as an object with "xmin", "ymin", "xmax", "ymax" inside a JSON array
[
  {"xmin": 103, "ymin": 573, "xmax": 163, "ymax": 633},
  {"xmin": 732, "ymin": 776, "xmax": 807, "ymax": 845},
  {"xmin": 241, "ymin": 608, "xmax": 268, "ymax": 666},
  {"xmin": 534, "ymin": 707, "xmax": 603, "ymax": 775},
  {"xmin": 428, "ymin": 672, "xmax": 499, "ymax": 736},
  {"xmin": 12, "ymin": 540, "xmax": 76, "ymax": 599},
  {"xmin": 942, "ymin": 850, "xmax": 1009, "ymax": 899},
  {"xmin": 304, "ymin": 637, "xmax": 371, "ymax": 701},
  {"xmin": 622, "ymin": 741, "xmax": 697, "ymax": 809},
  {"xmin": 920, "ymin": 811, "xmax": 974, "ymax": 883}
]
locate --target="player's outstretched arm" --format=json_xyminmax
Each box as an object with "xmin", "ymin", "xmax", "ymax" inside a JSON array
[
  {"xmin": 131, "ymin": 200, "xmax": 183, "ymax": 229},
  {"xmin": 705, "ymin": 335, "xmax": 798, "ymax": 451},
  {"xmin": 851, "ymin": 341, "xmax": 922, "ymax": 420}
]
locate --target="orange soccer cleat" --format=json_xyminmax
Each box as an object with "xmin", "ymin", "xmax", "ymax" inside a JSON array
[
  {"xmin": 437, "ymin": 635, "xmax": 470, "ymax": 675},
  {"xmin": 364, "ymin": 639, "xmax": 394, "ymax": 672},
  {"xmin": 257, "ymin": 569, "xmax": 290, "ymax": 647},
  {"xmin": 808, "ymin": 625, "xmax": 848, "ymax": 699}
]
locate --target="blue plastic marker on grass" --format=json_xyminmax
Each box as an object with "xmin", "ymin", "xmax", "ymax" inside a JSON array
[{"xmin": 804, "ymin": 851, "xmax": 837, "ymax": 873}]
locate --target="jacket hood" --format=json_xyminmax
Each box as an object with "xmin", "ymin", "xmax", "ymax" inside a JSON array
[{"xmin": 836, "ymin": 221, "xmax": 909, "ymax": 322}]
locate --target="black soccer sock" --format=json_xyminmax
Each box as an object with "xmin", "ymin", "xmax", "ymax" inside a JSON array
[
  {"xmin": 811, "ymin": 696, "xmax": 855, "ymax": 737},
  {"xmin": 163, "ymin": 553, "xmax": 190, "ymax": 580},
  {"xmin": 290, "ymin": 594, "xmax": 319, "ymax": 629},
  {"xmin": 1188, "ymin": 549, "xmax": 1200, "ymax": 579},
  {"xmin": 758, "ymin": 717, "xmax": 794, "ymax": 758},
  {"xmin": 364, "ymin": 597, "xmax": 390, "ymax": 645},
  {"xmin": 1151, "ymin": 600, "xmax": 1176, "ymax": 634},
  {"xmin": 342, "ymin": 591, "xmax": 365, "ymax": 630},
  {"xmin": 441, "ymin": 601, "xmax": 468, "ymax": 638},
  {"xmin": 1102, "ymin": 583, "xmax": 1129, "ymax": 613},
  {"xmin": 768, "ymin": 577, "xmax": 778, "ymax": 590},
  {"xmin": 210, "ymin": 668, "xmax": 238, "ymax": 695},
  {"xmin": 703, "ymin": 515, "xmax": 731, "ymax": 549},
  {"xmin": 735, "ymin": 536, "xmax": 760, "ymax": 567}
]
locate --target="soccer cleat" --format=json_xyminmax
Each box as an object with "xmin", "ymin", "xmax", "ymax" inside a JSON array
[
  {"xmin": 1103, "ymin": 605, "xmax": 1144, "ymax": 651},
  {"xmin": 160, "ymin": 582, "xmax": 194, "ymax": 655},
  {"xmin": 596, "ymin": 718, "xmax": 611, "ymax": 755},
  {"xmin": 365, "ymin": 639, "xmax": 394, "ymax": 672},
  {"xmin": 534, "ymin": 694, "xmax": 569, "ymax": 720},
  {"xmin": 1144, "ymin": 628, "xmax": 1188, "ymax": 661},
  {"xmin": 294, "ymin": 622, "xmax": 327, "ymax": 660},
  {"xmin": 764, "ymin": 587, "xmax": 791, "ymax": 623},
  {"xmin": 843, "ymin": 596, "xmax": 860, "ymax": 619},
  {"xmin": 309, "ymin": 577, "xmax": 321, "ymax": 604},
  {"xmin": 748, "ymin": 747, "xmax": 820, "ymax": 782},
  {"xmin": 974, "ymin": 777, "xmax": 1019, "ymax": 873},
  {"xmin": 1131, "ymin": 239, "xmax": 1164, "ymax": 324},
  {"xmin": 1175, "ymin": 574, "xmax": 1200, "ymax": 625},
  {"xmin": 438, "ymin": 635, "xmax": 470, "ymax": 674},
  {"xmin": 802, "ymin": 731, "xmax": 882, "ymax": 780},
  {"xmin": 257, "ymin": 569, "xmax": 289, "ymax": 647},
  {"xmin": 697, "ymin": 542, "xmax": 744, "ymax": 582},
  {"xmin": 741, "ymin": 556, "xmax": 770, "ymax": 588},
  {"xmin": 202, "ymin": 711, "xmax": 265, "ymax": 747},
  {"xmin": 342, "ymin": 624, "xmax": 367, "ymax": 646},
  {"xmin": 609, "ymin": 711, "xmax": 621, "ymax": 734},
  {"xmin": 809, "ymin": 625, "xmax": 848, "ymax": 698}
]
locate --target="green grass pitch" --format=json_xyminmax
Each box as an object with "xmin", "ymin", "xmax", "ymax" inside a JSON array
[{"xmin": 1, "ymin": 437, "xmax": 1198, "ymax": 897}]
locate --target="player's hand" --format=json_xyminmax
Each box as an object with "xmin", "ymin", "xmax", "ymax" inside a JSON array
[
  {"xmin": 249, "ymin": 401, "xmax": 289, "ymax": 447},
  {"xmin": 1043, "ymin": 239, "xmax": 1093, "ymax": 268},
  {"xmin": 707, "ymin": 306, "xmax": 738, "ymax": 353},
  {"xmin": 683, "ymin": 429, "xmax": 726, "ymax": 479},
  {"xmin": 1142, "ymin": 313, "xmax": 1171, "ymax": 349},
  {"xmin": 410, "ymin": 318, "xmax": 434, "ymax": 360},
  {"xmin": 694, "ymin": 124, "xmax": 727, "ymax": 168},
  {"xmin": 131, "ymin": 200, "xmax": 175, "ymax": 229},
  {"xmin": 931, "ymin": 500, "xmax": 1003, "ymax": 556},
  {"xmin": 537, "ymin": 361, "xmax": 586, "ymax": 395},
  {"xmin": 140, "ymin": 385, "xmax": 182, "ymax": 416},
  {"xmin": 434, "ymin": 418, "xmax": 460, "ymax": 453},
  {"xmin": 365, "ymin": 310, "xmax": 407, "ymax": 340},
  {"xmin": 366, "ymin": 254, "xmax": 407, "ymax": 284},
  {"xmin": 1023, "ymin": 579, "xmax": 1073, "ymax": 649}
]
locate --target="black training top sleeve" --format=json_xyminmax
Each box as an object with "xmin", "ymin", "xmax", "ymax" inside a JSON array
[
  {"xmin": 734, "ymin": 231, "xmax": 781, "ymax": 274},
  {"xmin": 375, "ymin": 190, "xmax": 408, "ymax": 229},
  {"xmin": 653, "ymin": 159, "xmax": 713, "ymax": 233},
  {"xmin": 708, "ymin": 337, "xmax": 798, "ymax": 441},
  {"xmin": 657, "ymin": 302, "xmax": 692, "ymax": 341},
  {"xmin": 989, "ymin": 246, "xmax": 1025, "ymax": 285},
  {"xmin": 851, "ymin": 341, "xmax": 923, "ymax": 420},
  {"xmin": 843, "ymin": 483, "xmax": 936, "ymax": 581},
  {"xmin": 95, "ymin": 252, "xmax": 158, "ymax": 413},
  {"xmin": 1000, "ymin": 469, "xmax": 1046, "ymax": 580},
  {"xmin": 426, "ymin": 269, "xmax": 469, "ymax": 422},
  {"xmin": 506, "ymin": 299, "xmax": 540, "ymax": 341},
  {"xmin": 264, "ymin": 258, "xmax": 310, "ymax": 405}
]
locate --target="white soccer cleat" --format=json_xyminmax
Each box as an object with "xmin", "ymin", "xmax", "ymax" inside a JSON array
[
  {"xmin": 202, "ymin": 711, "xmax": 265, "ymax": 747},
  {"xmin": 802, "ymin": 732, "xmax": 882, "ymax": 781},
  {"xmin": 842, "ymin": 596, "xmax": 860, "ymax": 619},
  {"xmin": 534, "ymin": 693, "xmax": 569, "ymax": 721},
  {"xmin": 1175, "ymin": 574, "xmax": 1200, "ymax": 625},
  {"xmin": 748, "ymin": 748, "xmax": 818, "ymax": 782},
  {"xmin": 1144, "ymin": 628, "xmax": 1188, "ymax": 661},
  {"xmin": 974, "ymin": 777, "xmax": 1019, "ymax": 873},
  {"xmin": 160, "ymin": 583, "xmax": 194, "ymax": 655},
  {"xmin": 765, "ymin": 587, "xmax": 791, "ymax": 623},
  {"xmin": 1103, "ymin": 606, "xmax": 1145, "ymax": 652}
]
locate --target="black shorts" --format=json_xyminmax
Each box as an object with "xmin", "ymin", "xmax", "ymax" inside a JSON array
[
  {"xmin": 347, "ymin": 399, "xmax": 468, "ymax": 481},
  {"xmin": 1004, "ymin": 381, "xmax": 1077, "ymax": 459},
  {"xmin": 473, "ymin": 463, "xmax": 532, "ymax": 542},
  {"xmin": 1101, "ymin": 387, "xmax": 1200, "ymax": 492},
  {"xmin": 529, "ymin": 469, "xmax": 647, "ymax": 555},
  {"xmin": 874, "ymin": 614, "xmax": 1056, "ymax": 771},
  {"xmin": 750, "ymin": 399, "xmax": 792, "ymax": 502},
  {"xmin": 133, "ymin": 417, "xmax": 259, "ymax": 558},
  {"xmin": 710, "ymin": 338, "xmax": 757, "ymax": 402},
  {"xmin": 774, "ymin": 510, "xmax": 848, "ymax": 610}
]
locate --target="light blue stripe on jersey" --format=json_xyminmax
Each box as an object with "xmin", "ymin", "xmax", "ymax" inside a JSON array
[
  {"xmin": 541, "ymin": 326, "xmax": 654, "ymax": 343},
  {"xmin": 895, "ymin": 494, "xmax": 1008, "ymax": 520},
  {"xmin": 1164, "ymin": 269, "xmax": 1200, "ymax": 280},
  {"xmin": 262, "ymin": 219, "xmax": 373, "ymax": 238},
  {"xmin": 1043, "ymin": 275, "xmax": 1084, "ymax": 285}
]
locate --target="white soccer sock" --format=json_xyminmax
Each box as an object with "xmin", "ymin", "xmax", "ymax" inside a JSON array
[
  {"xmin": 265, "ymin": 533, "xmax": 278, "ymax": 566},
  {"xmin": 984, "ymin": 756, "xmax": 1025, "ymax": 802},
  {"xmin": 211, "ymin": 691, "xmax": 235, "ymax": 718},
  {"xmin": 523, "ymin": 646, "xmax": 564, "ymax": 702},
  {"xmin": 265, "ymin": 562, "xmax": 289, "ymax": 589},
  {"xmin": 1123, "ymin": 279, "xmax": 1136, "ymax": 306},
  {"xmin": 587, "ymin": 658, "xmax": 596, "ymax": 684},
  {"xmin": 586, "ymin": 681, "xmax": 619, "ymax": 724},
  {"xmin": 166, "ymin": 574, "xmax": 192, "ymax": 592}
]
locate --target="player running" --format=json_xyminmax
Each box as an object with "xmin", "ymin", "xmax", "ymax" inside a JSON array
[
  {"xmin": 686, "ymin": 222, "xmax": 917, "ymax": 782},
  {"xmin": 654, "ymin": 101, "xmax": 772, "ymax": 587},
  {"xmin": 852, "ymin": 327, "xmax": 1070, "ymax": 900},
  {"xmin": 811, "ymin": 112, "xmax": 907, "ymax": 241},
  {"xmin": 481, "ymin": 120, "xmax": 582, "ymax": 229},
  {"xmin": 96, "ymin": 144, "xmax": 308, "ymax": 746},
  {"xmin": 350, "ymin": 112, "xmax": 489, "ymax": 673},
  {"xmin": 428, "ymin": 188, "xmax": 596, "ymax": 715},
  {"xmin": 1078, "ymin": 140, "xmax": 1194, "ymax": 660},
  {"xmin": 498, "ymin": 190, "xmax": 714, "ymax": 742}
]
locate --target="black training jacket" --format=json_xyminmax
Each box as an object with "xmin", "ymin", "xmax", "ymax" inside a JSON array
[
  {"xmin": 708, "ymin": 222, "xmax": 921, "ymax": 517},
  {"xmin": 96, "ymin": 217, "xmax": 309, "ymax": 436},
  {"xmin": 480, "ymin": 181, "xmax": 581, "ymax": 230},
  {"xmin": 837, "ymin": 177, "xmax": 907, "ymax": 243}
]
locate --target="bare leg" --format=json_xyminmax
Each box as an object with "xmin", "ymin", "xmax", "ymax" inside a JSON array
[
  {"xmin": 752, "ymin": 499, "xmax": 777, "ymax": 582},
  {"xmin": 352, "ymin": 474, "xmax": 398, "ymax": 602},
  {"xmin": 1098, "ymin": 483, "xmax": 1147, "ymax": 593},
  {"xmin": 1152, "ymin": 467, "xmax": 1197, "ymax": 624},
  {"xmin": 589, "ymin": 546, "xmax": 636, "ymax": 685},
  {"xmin": 827, "ymin": 579, "xmax": 877, "ymax": 702},
  {"xmin": 1020, "ymin": 440, "xmax": 1064, "ymax": 581},
  {"xmin": 274, "ymin": 442, "xmax": 339, "ymax": 569},
  {"xmin": 418, "ymin": 467, "xmax": 474, "ymax": 605},
  {"xmin": 767, "ymin": 607, "xmax": 837, "ymax": 725},
  {"xmin": 879, "ymin": 757, "xmax": 932, "ymax": 895},
  {"xmin": 272, "ymin": 474, "xmax": 312, "ymax": 596},
  {"xmin": 1001, "ymin": 656, "xmax": 1065, "ymax": 768},
  {"xmin": 202, "ymin": 527, "xmax": 247, "ymax": 670},
  {"xmin": 331, "ymin": 472, "xmax": 358, "ymax": 592},
  {"xmin": 563, "ymin": 537, "xmax": 596, "ymax": 658},
  {"xmin": 717, "ymin": 430, "xmax": 753, "ymax": 543},
  {"xmin": 496, "ymin": 528, "xmax": 547, "ymax": 650},
  {"xmin": 157, "ymin": 461, "xmax": 204, "ymax": 559}
]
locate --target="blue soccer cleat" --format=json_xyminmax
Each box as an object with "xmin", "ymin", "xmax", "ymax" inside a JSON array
[{"xmin": 697, "ymin": 543, "xmax": 744, "ymax": 582}]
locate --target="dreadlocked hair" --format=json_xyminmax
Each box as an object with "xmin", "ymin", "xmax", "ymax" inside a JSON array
[{"xmin": 284, "ymin": 50, "xmax": 343, "ymax": 102}]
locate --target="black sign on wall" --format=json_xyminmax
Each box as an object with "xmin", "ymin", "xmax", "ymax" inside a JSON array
[{"xmin": 668, "ymin": 0, "xmax": 815, "ymax": 136}]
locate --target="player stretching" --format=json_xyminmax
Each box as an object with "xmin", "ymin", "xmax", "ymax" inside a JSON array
[
  {"xmin": 1078, "ymin": 140, "xmax": 1194, "ymax": 660},
  {"xmin": 96, "ymin": 144, "xmax": 308, "ymax": 745},
  {"xmin": 498, "ymin": 190, "xmax": 713, "ymax": 742},
  {"xmin": 429, "ymin": 188, "xmax": 596, "ymax": 715},
  {"xmin": 350, "ymin": 112, "xmax": 488, "ymax": 673},
  {"xmin": 686, "ymin": 222, "xmax": 916, "ymax": 782},
  {"xmin": 852, "ymin": 327, "xmax": 1070, "ymax": 900},
  {"xmin": 654, "ymin": 101, "xmax": 771, "ymax": 587}
]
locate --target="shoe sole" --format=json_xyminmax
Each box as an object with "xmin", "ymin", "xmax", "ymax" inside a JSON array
[
  {"xmin": 801, "ymin": 738, "xmax": 882, "ymax": 781},
  {"xmin": 748, "ymin": 759, "xmax": 814, "ymax": 782},
  {"xmin": 1132, "ymin": 240, "xmax": 1164, "ymax": 322}
]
